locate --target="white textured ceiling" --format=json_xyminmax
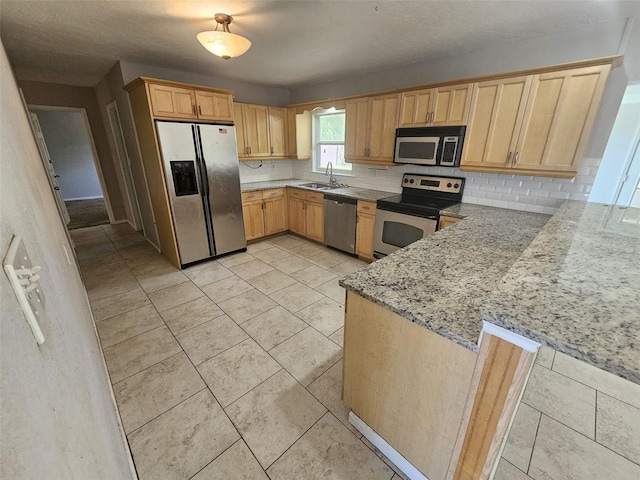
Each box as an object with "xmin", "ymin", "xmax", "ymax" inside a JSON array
[{"xmin": 1, "ymin": 0, "xmax": 638, "ymax": 88}]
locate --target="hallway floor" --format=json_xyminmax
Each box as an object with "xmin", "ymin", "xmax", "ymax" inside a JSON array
[{"xmin": 71, "ymin": 224, "xmax": 405, "ymax": 480}]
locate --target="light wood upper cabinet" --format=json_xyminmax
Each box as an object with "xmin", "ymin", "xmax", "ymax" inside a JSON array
[
  {"xmin": 146, "ymin": 80, "xmax": 233, "ymax": 123},
  {"xmin": 149, "ymin": 84, "xmax": 197, "ymax": 119},
  {"xmin": 461, "ymin": 65, "xmax": 610, "ymax": 177},
  {"xmin": 399, "ymin": 84, "xmax": 472, "ymax": 127},
  {"xmin": 195, "ymin": 91, "xmax": 233, "ymax": 122},
  {"xmin": 268, "ymin": 107, "xmax": 286, "ymax": 157},
  {"xmin": 461, "ymin": 76, "xmax": 532, "ymax": 169},
  {"xmin": 234, "ymin": 103, "xmax": 301, "ymax": 160},
  {"xmin": 345, "ymin": 93, "xmax": 400, "ymax": 165},
  {"xmin": 513, "ymin": 65, "xmax": 610, "ymax": 174}
]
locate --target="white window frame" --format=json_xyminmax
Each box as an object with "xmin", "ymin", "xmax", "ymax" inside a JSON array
[{"xmin": 312, "ymin": 108, "xmax": 350, "ymax": 174}]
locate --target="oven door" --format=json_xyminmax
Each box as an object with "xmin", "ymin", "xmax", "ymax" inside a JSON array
[
  {"xmin": 373, "ymin": 209, "xmax": 438, "ymax": 258},
  {"xmin": 394, "ymin": 136, "xmax": 440, "ymax": 165}
]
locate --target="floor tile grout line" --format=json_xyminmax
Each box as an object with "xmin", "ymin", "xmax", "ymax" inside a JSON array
[
  {"xmin": 524, "ymin": 406, "xmax": 543, "ymax": 475},
  {"xmin": 110, "ymin": 350, "xmax": 185, "ymax": 387},
  {"xmin": 539, "ymin": 361, "xmax": 639, "ymax": 410},
  {"xmin": 531, "ymin": 411, "xmax": 640, "ymax": 466},
  {"xmin": 124, "ymin": 386, "xmax": 209, "ymax": 438}
]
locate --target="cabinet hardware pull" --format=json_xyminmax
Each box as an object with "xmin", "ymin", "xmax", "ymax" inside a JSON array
[
  {"xmin": 198, "ymin": 105, "xmax": 202, "ymax": 115},
  {"xmin": 507, "ymin": 152, "xmax": 512, "ymax": 164},
  {"xmin": 192, "ymin": 105, "xmax": 196, "ymax": 115},
  {"xmin": 271, "ymin": 147, "xmax": 274, "ymax": 154},
  {"xmin": 513, "ymin": 152, "xmax": 519, "ymax": 165}
]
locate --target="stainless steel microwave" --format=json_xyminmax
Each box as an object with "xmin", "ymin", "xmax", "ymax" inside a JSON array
[{"xmin": 393, "ymin": 126, "xmax": 466, "ymax": 167}]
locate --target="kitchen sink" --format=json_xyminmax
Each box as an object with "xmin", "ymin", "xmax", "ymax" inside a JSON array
[{"xmin": 300, "ymin": 182, "xmax": 341, "ymax": 190}]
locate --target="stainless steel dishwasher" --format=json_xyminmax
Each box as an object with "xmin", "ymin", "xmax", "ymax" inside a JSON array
[{"xmin": 324, "ymin": 194, "xmax": 357, "ymax": 255}]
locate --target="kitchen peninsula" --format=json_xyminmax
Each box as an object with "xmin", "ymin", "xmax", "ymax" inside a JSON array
[{"xmin": 340, "ymin": 200, "xmax": 640, "ymax": 480}]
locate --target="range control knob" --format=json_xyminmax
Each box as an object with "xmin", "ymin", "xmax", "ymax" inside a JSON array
[
  {"xmin": 447, "ymin": 182, "xmax": 452, "ymax": 188},
  {"xmin": 404, "ymin": 178, "xmax": 409, "ymax": 183},
  {"xmin": 409, "ymin": 179, "xmax": 415, "ymax": 184},
  {"xmin": 454, "ymin": 183, "xmax": 460, "ymax": 188}
]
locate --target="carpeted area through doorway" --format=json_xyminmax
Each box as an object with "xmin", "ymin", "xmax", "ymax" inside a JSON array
[{"xmin": 66, "ymin": 198, "xmax": 110, "ymax": 230}]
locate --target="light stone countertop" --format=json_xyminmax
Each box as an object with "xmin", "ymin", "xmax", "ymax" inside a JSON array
[
  {"xmin": 481, "ymin": 201, "xmax": 640, "ymax": 384},
  {"xmin": 340, "ymin": 200, "xmax": 640, "ymax": 384},
  {"xmin": 240, "ymin": 179, "xmax": 395, "ymax": 202},
  {"xmin": 340, "ymin": 204, "xmax": 550, "ymax": 351}
]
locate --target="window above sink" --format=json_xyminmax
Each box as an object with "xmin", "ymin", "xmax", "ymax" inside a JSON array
[{"xmin": 312, "ymin": 108, "xmax": 351, "ymax": 174}]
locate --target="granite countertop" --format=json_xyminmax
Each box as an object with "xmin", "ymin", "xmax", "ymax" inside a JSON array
[
  {"xmin": 240, "ymin": 179, "xmax": 395, "ymax": 202},
  {"xmin": 481, "ymin": 201, "xmax": 640, "ymax": 384},
  {"xmin": 341, "ymin": 200, "xmax": 640, "ymax": 384},
  {"xmin": 340, "ymin": 204, "xmax": 551, "ymax": 351}
]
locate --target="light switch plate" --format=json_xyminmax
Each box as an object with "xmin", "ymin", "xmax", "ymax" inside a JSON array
[{"xmin": 3, "ymin": 235, "xmax": 46, "ymax": 344}]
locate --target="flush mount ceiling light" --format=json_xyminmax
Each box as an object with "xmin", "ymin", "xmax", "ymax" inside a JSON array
[{"xmin": 196, "ymin": 13, "xmax": 251, "ymax": 60}]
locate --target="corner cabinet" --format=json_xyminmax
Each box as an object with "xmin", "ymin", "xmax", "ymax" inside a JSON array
[
  {"xmin": 399, "ymin": 83, "xmax": 472, "ymax": 127},
  {"xmin": 345, "ymin": 93, "xmax": 400, "ymax": 165},
  {"xmin": 461, "ymin": 64, "xmax": 611, "ymax": 178}
]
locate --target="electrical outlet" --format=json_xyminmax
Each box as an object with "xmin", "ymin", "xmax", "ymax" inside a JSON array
[{"xmin": 3, "ymin": 235, "xmax": 46, "ymax": 344}]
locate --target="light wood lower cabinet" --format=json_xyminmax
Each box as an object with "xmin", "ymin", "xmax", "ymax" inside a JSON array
[
  {"xmin": 439, "ymin": 215, "xmax": 461, "ymax": 230},
  {"xmin": 343, "ymin": 292, "xmax": 536, "ymax": 480},
  {"xmin": 241, "ymin": 189, "xmax": 287, "ymax": 241},
  {"xmin": 343, "ymin": 292, "xmax": 477, "ymax": 479},
  {"xmin": 356, "ymin": 201, "xmax": 376, "ymax": 260},
  {"xmin": 287, "ymin": 188, "xmax": 324, "ymax": 242}
]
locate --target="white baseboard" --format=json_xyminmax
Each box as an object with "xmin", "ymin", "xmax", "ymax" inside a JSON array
[
  {"xmin": 348, "ymin": 411, "xmax": 429, "ymax": 480},
  {"xmin": 65, "ymin": 195, "xmax": 104, "ymax": 201}
]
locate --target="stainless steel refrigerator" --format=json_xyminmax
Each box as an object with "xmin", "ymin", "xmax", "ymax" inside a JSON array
[{"xmin": 156, "ymin": 121, "xmax": 246, "ymax": 266}]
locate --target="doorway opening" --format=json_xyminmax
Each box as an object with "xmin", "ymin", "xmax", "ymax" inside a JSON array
[{"xmin": 29, "ymin": 107, "xmax": 113, "ymax": 230}]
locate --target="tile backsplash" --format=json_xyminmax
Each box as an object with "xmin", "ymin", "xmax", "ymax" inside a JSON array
[{"xmin": 239, "ymin": 157, "xmax": 600, "ymax": 215}]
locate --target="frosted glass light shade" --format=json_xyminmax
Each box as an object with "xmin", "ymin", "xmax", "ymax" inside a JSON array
[{"xmin": 196, "ymin": 31, "xmax": 251, "ymax": 60}]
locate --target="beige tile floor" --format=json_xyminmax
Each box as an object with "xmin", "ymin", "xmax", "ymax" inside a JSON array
[{"xmin": 72, "ymin": 224, "xmax": 407, "ymax": 480}]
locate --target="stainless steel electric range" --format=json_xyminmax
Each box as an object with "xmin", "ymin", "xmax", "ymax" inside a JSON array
[{"xmin": 372, "ymin": 173, "xmax": 465, "ymax": 259}]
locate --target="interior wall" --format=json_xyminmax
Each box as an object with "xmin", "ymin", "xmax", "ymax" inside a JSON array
[
  {"xmin": 590, "ymin": 84, "xmax": 640, "ymax": 204},
  {"xmin": 119, "ymin": 60, "xmax": 290, "ymax": 106},
  {"xmin": 238, "ymin": 159, "xmax": 294, "ymax": 183},
  {"xmin": 0, "ymin": 41, "xmax": 135, "ymax": 480},
  {"xmin": 35, "ymin": 110, "xmax": 104, "ymax": 200},
  {"xmin": 18, "ymin": 79, "xmax": 128, "ymax": 221},
  {"xmin": 97, "ymin": 62, "xmax": 158, "ymax": 245}
]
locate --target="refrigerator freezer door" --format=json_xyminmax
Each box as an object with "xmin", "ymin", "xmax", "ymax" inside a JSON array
[
  {"xmin": 156, "ymin": 122, "xmax": 211, "ymax": 265},
  {"xmin": 197, "ymin": 125, "xmax": 246, "ymax": 256}
]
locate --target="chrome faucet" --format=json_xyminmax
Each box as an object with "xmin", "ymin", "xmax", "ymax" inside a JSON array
[{"xmin": 325, "ymin": 161, "xmax": 338, "ymax": 186}]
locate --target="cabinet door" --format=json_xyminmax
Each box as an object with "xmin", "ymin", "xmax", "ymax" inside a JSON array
[
  {"xmin": 461, "ymin": 76, "xmax": 531, "ymax": 169},
  {"xmin": 399, "ymin": 89, "xmax": 433, "ymax": 127},
  {"xmin": 268, "ymin": 107, "xmax": 286, "ymax": 157},
  {"xmin": 195, "ymin": 91, "xmax": 233, "ymax": 122},
  {"xmin": 513, "ymin": 65, "xmax": 610, "ymax": 174},
  {"xmin": 263, "ymin": 191, "xmax": 287, "ymax": 235},
  {"xmin": 305, "ymin": 201, "xmax": 324, "ymax": 243},
  {"xmin": 285, "ymin": 108, "xmax": 298, "ymax": 158},
  {"xmin": 356, "ymin": 213, "xmax": 375, "ymax": 260},
  {"xmin": 288, "ymin": 196, "xmax": 306, "ymax": 236},
  {"xmin": 234, "ymin": 103, "xmax": 248, "ymax": 158},
  {"xmin": 149, "ymin": 84, "xmax": 196, "ymax": 119},
  {"xmin": 243, "ymin": 104, "xmax": 271, "ymax": 157},
  {"xmin": 431, "ymin": 84, "xmax": 472, "ymax": 126},
  {"xmin": 242, "ymin": 201, "xmax": 265, "ymax": 241},
  {"xmin": 345, "ymin": 97, "xmax": 370, "ymax": 160},
  {"xmin": 368, "ymin": 94, "xmax": 400, "ymax": 161}
]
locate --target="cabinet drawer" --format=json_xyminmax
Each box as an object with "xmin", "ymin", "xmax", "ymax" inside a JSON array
[
  {"xmin": 357, "ymin": 200, "xmax": 376, "ymax": 215},
  {"xmin": 288, "ymin": 188, "xmax": 305, "ymax": 200},
  {"xmin": 305, "ymin": 191, "xmax": 324, "ymax": 204},
  {"xmin": 262, "ymin": 188, "xmax": 285, "ymax": 200},
  {"xmin": 242, "ymin": 191, "xmax": 262, "ymax": 203}
]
